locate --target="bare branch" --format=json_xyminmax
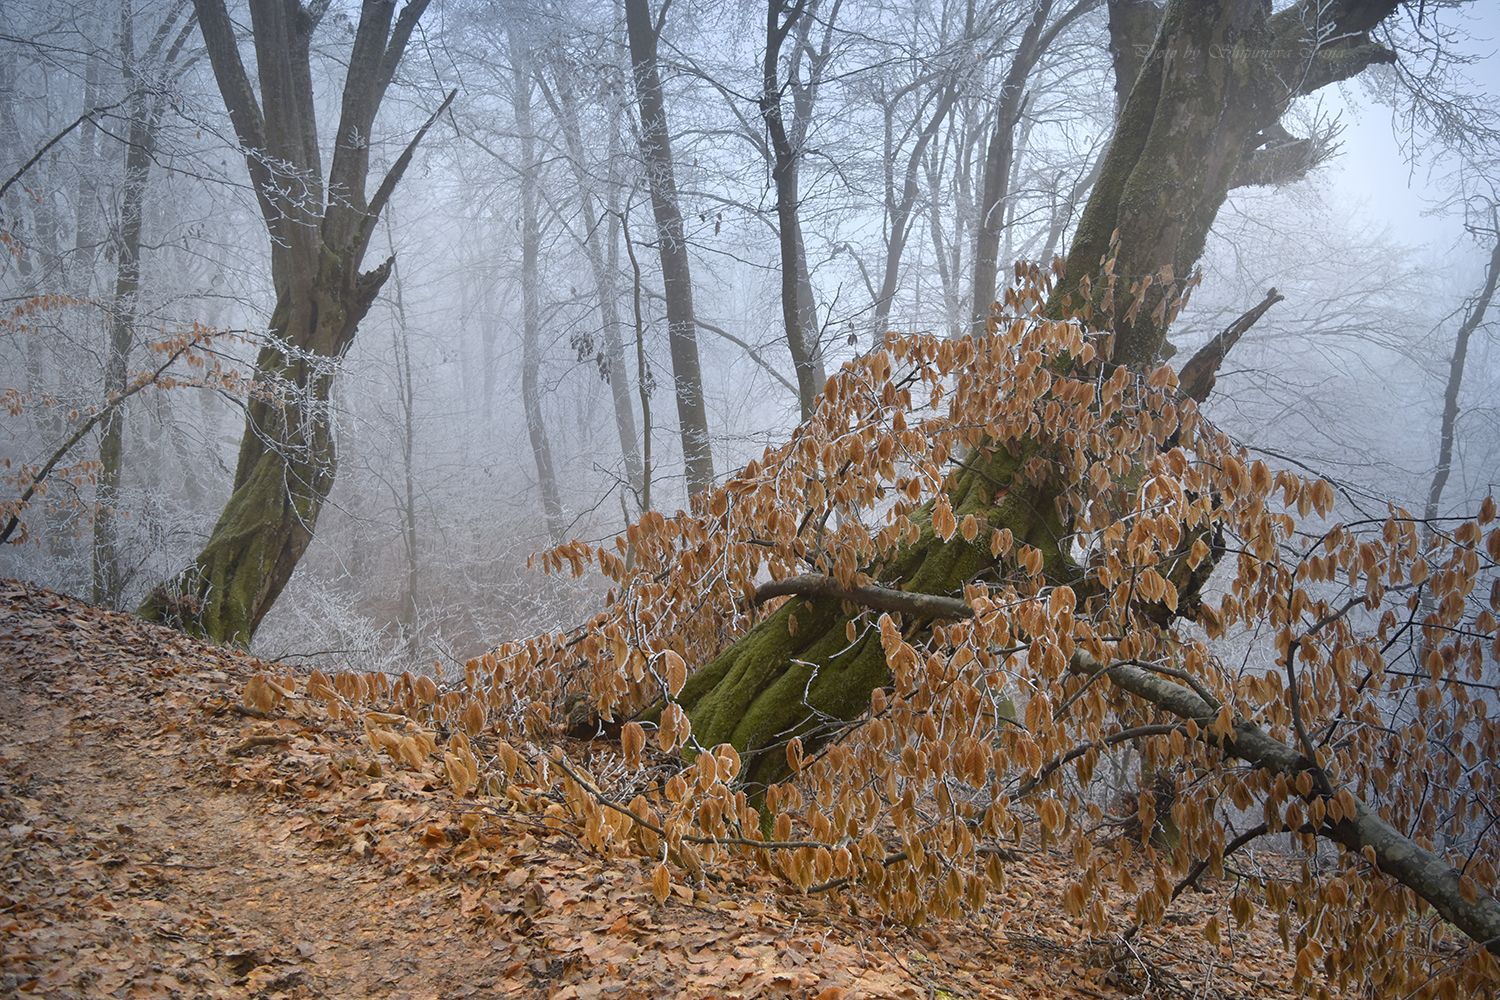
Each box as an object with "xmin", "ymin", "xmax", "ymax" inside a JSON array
[
  {"xmin": 1073, "ymin": 651, "xmax": 1500, "ymax": 955},
  {"xmin": 1176, "ymin": 287, "xmax": 1284, "ymax": 402}
]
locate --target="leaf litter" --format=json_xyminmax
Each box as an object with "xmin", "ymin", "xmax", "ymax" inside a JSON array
[{"xmin": 1, "ymin": 581, "xmax": 1323, "ymax": 997}]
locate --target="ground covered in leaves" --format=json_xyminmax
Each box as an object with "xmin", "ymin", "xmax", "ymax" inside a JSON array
[{"xmin": 1, "ymin": 581, "xmax": 1322, "ymax": 998}]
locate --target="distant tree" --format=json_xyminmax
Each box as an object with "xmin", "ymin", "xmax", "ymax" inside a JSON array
[
  {"xmin": 507, "ymin": 24, "xmax": 566, "ymax": 545},
  {"xmin": 623, "ymin": 0, "xmax": 715, "ymax": 499},
  {"xmin": 967, "ymin": 0, "xmax": 1097, "ymax": 335},
  {"xmin": 1425, "ymin": 206, "xmax": 1500, "ymax": 526},
  {"xmin": 539, "ymin": 49, "xmax": 647, "ymax": 507},
  {"xmin": 92, "ymin": 0, "xmax": 199, "ymax": 607},
  {"xmin": 139, "ymin": 0, "xmax": 451, "ymax": 643},
  {"xmin": 758, "ymin": 0, "xmax": 832, "ymax": 421}
]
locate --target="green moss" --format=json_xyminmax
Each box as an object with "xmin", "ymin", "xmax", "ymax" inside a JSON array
[{"xmin": 670, "ymin": 441, "xmax": 1076, "ymax": 790}]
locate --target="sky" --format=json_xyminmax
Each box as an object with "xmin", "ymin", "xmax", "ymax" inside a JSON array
[{"xmin": 1328, "ymin": 4, "xmax": 1498, "ymax": 262}]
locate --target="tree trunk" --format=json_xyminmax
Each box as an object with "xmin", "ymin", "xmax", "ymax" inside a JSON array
[
  {"xmin": 93, "ymin": 2, "xmax": 193, "ymax": 605},
  {"xmin": 382, "ymin": 217, "xmax": 421, "ymax": 659},
  {"xmin": 139, "ymin": 0, "xmax": 442, "ymax": 643},
  {"xmin": 70, "ymin": 49, "xmax": 103, "ymax": 296},
  {"xmin": 665, "ymin": 445, "xmax": 1068, "ymax": 788},
  {"xmin": 91, "ymin": 100, "xmax": 152, "ymax": 607},
  {"xmin": 761, "ymin": 0, "xmax": 828, "ymax": 422},
  {"xmin": 969, "ymin": 0, "xmax": 1052, "ymax": 335},
  {"xmin": 1054, "ymin": 0, "xmax": 1394, "ymax": 364},
  {"xmin": 1423, "ymin": 216, "xmax": 1500, "ymax": 525},
  {"xmin": 624, "ymin": 0, "xmax": 715, "ymax": 499},
  {"xmin": 140, "ymin": 264, "xmax": 389, "ymax": 643},
  {"xmin": 546, "ymin": 66, "xmax": 645, "ymax": 504},
  {"xmin": 510, "ymin": 32, "xmax": 566, "ymax": 545}
]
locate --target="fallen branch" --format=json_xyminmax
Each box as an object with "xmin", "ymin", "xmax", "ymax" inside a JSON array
[{"xmin": 1072, "ymin": 651, "xmax": 1500, "ymax": 955}]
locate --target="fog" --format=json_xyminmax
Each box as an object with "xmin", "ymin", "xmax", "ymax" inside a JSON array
[{"xmin": 2, "ymin": 0, "xmax": 1496, "ymax": 673}]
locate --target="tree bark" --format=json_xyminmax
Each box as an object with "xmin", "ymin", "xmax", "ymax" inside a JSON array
[
  {"xmin": 509, "ymin": 30, "xmax": 566, "ymax": 545},
  {"xmin": 624, "ymin": 0, "xmax": 715, "ymax": 499},
  {"xmin": 139, "ymin": 0, "xmax": 444, "ymax": 644}
]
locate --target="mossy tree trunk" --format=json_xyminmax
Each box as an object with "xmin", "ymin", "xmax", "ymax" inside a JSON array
[
  {"xmin": 138, "ymin": 0, "xmax": 444, "ymax": 644},
  {"xmin": 672, "ymin": 0, "xmax": 1403, "ymax": 780},
  {"xmin": 140, "ymin": 259, "xmax": 389, "ymax": 643},
  {"xmin": 670, "ymin": 445, "xmax": 1070, "ymax": 788}
]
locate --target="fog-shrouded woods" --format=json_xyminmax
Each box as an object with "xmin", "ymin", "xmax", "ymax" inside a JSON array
[
  {"xmin": 4, "ymin": 0, "xmax": 1494, "ymax": 670},
  {"xmin": 4, "ymin": 1, "xmax": 1500, "ymax": 991}
]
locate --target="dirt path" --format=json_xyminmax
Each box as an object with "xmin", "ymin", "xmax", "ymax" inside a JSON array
[
  {"xmin": 0, "ymin": 584, "xmax": 521, "ymax": 998},
  {"xmin": 0, "ymin": 584, "xmax": 954, "ymax": 999}
]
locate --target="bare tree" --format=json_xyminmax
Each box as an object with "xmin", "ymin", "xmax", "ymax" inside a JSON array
[
  {"xmin": 760, "ymin": 0, "xmax": 833, "ymax": 420},
  {"xmin": 92, "ymin": 0, "xmax": 198, "ymax": 607},
  {"xmin": 538, "ymin": 51, "xmax": 646, "ymax": 506},
  {"xmin": 140, "ymin": 0, "xmax": 450, "ymax": 643},
  {"xmin": 968, "ymin": 0, "xmax": 1096, "ymax": 334},
  {"xmin": 623, "ymin": 0, "xmax": 714, "ymax": 499},
  {"xmin": 508, "ymin": 25, "xmax": 567, "ymax": 544},
  {"xmin": 1425, "ymin": 206, "xmax": 1500, "ymax": 524}
]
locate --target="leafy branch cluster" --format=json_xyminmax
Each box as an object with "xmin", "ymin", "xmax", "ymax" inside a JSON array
[{"xmin": 250, "ymin": 273, "xmax": 1500, "ymax": 996}]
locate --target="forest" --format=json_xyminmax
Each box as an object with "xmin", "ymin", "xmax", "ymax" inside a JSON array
[{"xmin": 1, "ymin": 0, "xmax": 1499, "ymax": 996}]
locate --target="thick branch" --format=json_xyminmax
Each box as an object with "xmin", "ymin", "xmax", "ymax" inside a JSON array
[
  {"xmin": 1233, "ymin": 123, "xmax": 1337, "ymax": 189},
  {"xmin": 190, "ymin": 0, "xmax": 281, "ymax": 244},
  {"xmin": 1268, "ymin": 0, "xmax": 1399, "ymax": 97},
  {"xmin": 753, "ymin": 573, "xmax": 974, "ymax": 620},
  {"xmin": 357, "ymin": 87, "xmax": 457, "ymax": 254},
  {"xmin": 1176, "ymin": 287, "xmax": 1283, "ymax": 403},
  {"xmin": 1074, "ymin": 652, "xmax": 1500, "ymax": 955}
]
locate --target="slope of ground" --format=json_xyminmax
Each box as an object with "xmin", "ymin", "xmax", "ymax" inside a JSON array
[{"xmin": 0, "ymin": 581, "xmax": 1310, "ymax": 998}]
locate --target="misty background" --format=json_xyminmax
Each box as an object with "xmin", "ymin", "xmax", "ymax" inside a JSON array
[{"xmin": 2, "ymin": 0, "xmax": 1496, "ymax": 673}]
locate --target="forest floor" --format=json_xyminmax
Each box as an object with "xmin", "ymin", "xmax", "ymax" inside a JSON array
[{"xmin": 0, "ymin": 580, "xmax": 1317, "ymax": 999}]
